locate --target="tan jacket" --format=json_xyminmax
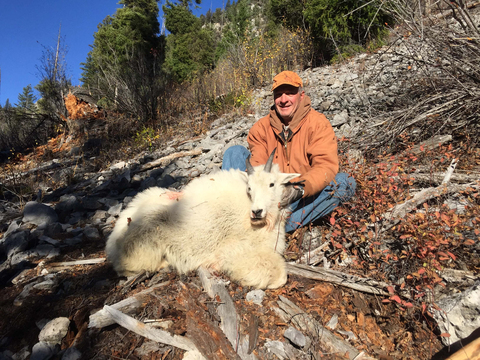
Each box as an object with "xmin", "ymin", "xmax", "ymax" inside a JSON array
[{"xmin": 247, "ymin": 95, "xmax": 339, "ymax": 197}]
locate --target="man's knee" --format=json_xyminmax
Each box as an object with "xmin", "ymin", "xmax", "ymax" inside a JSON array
[
  {"xmin": 222, "ymin": 145, "xmax": 249, "ymax": 171},
  {"xmin": 333, "ymin": 173, "xmax": 356, "ymax": 200}
]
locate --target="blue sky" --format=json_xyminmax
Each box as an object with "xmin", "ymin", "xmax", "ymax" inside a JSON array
[{"xmin": 0, "ymin": 0, "xmax": 224, "ymax": 107}]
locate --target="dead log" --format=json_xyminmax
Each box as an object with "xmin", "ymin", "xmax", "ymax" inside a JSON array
[
  {"xmin": 381, "ymin": 182, "xmax": 478, "ymax": 230},
  {"xmin": 49, "ymin": 258, "xmax": 106, "ymax": 267},
  {"xmin": 406, "ymin": 134, "xmax": 452, "ymax": 156},
  {"xmin": 197, "ymin": 267, "xmax": 257, "ymax": 360},
  {"xmin": 272, "ymin": 296, "xmax": 367, "ymax": 360},
  {"xmin": 177, "ymin": 286, "xmax": 241, "ymax": 360},
  {"xmin": 136, "ymin": 148, "xmax": 202, "ymax": 173},
  {"xmin": 404, "ymin": 172, "xmax": 479, "ymax": 185},
  {"xmin": 287, "ymin": 263, "xmax": 390, "ymax": 296},
  {"xmin": 88, "ymin": 281, "xmax": 170, "ymax": 328},
  {"xmin": 102, "ymin": 305, "xmax": 200, "ymax": 353}
]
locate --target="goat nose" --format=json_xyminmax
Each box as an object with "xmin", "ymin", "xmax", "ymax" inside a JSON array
[{"xmin": 251, "ymin": 209, "xmax": 263, "ymax": 218}]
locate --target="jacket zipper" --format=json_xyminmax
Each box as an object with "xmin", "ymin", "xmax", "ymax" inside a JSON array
[{"xmin": 282, "ymin": 126, "xmax": 292, "ymax": 169}]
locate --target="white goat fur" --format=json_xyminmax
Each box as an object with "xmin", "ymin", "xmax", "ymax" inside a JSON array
[{"xmin": 105, "ymin": 164, "xmax": 299, "ymax": 289}]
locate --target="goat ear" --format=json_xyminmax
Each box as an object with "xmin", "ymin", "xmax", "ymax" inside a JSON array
[
  {"xmin": 280, "ymin": 173, "xmax": 302, "ymax": 185},
  {"xmin": 239, "ymin": 171, "xmax": 249, "ymax": 183}
]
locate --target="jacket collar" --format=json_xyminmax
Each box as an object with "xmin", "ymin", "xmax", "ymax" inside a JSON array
[{"xmin": 269, "ymin": 95, "xmax": 312, "ymax": 135}]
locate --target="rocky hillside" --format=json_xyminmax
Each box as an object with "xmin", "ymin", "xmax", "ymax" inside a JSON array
[{"xmin": 0, "ymin": 17, "xmax": 479, "ymax": 360}]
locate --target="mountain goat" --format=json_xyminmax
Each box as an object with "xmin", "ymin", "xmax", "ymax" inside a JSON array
[{"xmin": 105, "ymin": 149, "xmax": 299, "ymax": 289}]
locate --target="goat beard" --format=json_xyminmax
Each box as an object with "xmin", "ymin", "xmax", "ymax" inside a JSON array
[{"xmin": 250, "ymin": 212, "xmax": 276, "ymax": 232}]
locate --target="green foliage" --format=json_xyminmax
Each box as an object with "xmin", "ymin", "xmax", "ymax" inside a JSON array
[
  {"xmin": 268, "ymin": 0, "xmax": 305, "ymax": 30},
  {"xmin": 163, "ymin": 1, "xmax": 215, "ymax": 82},
  {"xmin": 134, "ymin": 126, "xmax": 159, "ymax": 150},
  {"xmin": 330, "ymin": 43, "xmax": 365, "ymax": 63},
  {"xmin": 15, "ymin": 85, "xmax": 37, "ymax": 113},
  {"xmin": 269, "ymin": 0, "xmax": 392, "ymax": 63},
  {"xmin": 81, "ymin": 0, "xmax": 165, "ymax": 123}
]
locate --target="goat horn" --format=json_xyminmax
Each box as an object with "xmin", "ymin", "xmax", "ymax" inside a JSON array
[
  {"xmin": 264, "ymin": 148, "xmax": 277, "ymax": 173},
  {"xmin": 245, "ymin": 155, "xmax": 255, "ymax": 175}
]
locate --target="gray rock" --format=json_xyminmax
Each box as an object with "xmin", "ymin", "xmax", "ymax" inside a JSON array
[
  {"xmin": 38, "ymin": 317, "xmax": 70, "ymax": 344},
  {"xmin": 64, "ymin": 236, "xmax": 83, "ymax": 247},
  {"xmin": 157, "ymin": 175, "xmax": 175, "ymax": 188},
  {"xmin": 83, "ymin": 227, "xmax": 101, "ymax": 241},
  {"xmin": 107, "ymin": 204, "xmax": 123, "ymax": 217},
  {"xmin": 13, "ymin": 282, "xmax": 36, "ymax": 306},
  {"xmin": 284, "ymin": 326, "xmax": 306, "ymax": 347},
  {"xmin": 246, "ymin": 290, "xmax": 265, "ymax": 305},
  {"xmin": 30, "ymin": 341, "xmax": 56, "ymax": 360},
  {"xmin": 81, "ymin": 197, "xmax": 102, "ymax": 210},
  {"xmin": 1, "ymin": 231, "xmax": 30, "ymax": 259},
  {"xmin": 141, "ymin": 176, "xmax": 157, "ymax": 190},
  {"xmin": 331, "ymin": 111, "xmax": 349, "ymax": 127},
  {"xmin": 33, "ymin": 279, "xmax": 57, "ymax": 291},
  {"xmin": 55, "ymin": 195, "xmax": 81, "ymax": 215},
  {"xmin": 433, "ymin": 282, "xmax": 480, "ymax": 345},
  {"xmin": 91, "ymin": 210, "xmax": 108, "ymax": 224},
  {"xmin": 23, "ymin": 202, "xmax": 58, "ymax": 226},
  {"xmin": 4, "ymin": 219, "xmax": 21, "ymax": 238},
  {"xmin": 11, "ymin": 345, "xmax": 30, "ymax": 360},
  {"xmin": 33, "ymin": 244, "xmax": 60, "ymax": 258},
  {"xmin": 110, "ymin": 161, "xmax": 126, "ymax": 171},
  {"xmin": 61, "ymin": 347, "xmax": 81, "ymax": 360},
  {"xmin": 44, "ymin": 223, "xmax": 64, "ymax": 238}
]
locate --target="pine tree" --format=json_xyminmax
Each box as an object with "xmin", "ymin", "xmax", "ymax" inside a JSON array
[
  {"xmin": 81, "ymin": 0, "xmax": 165, "ymax": 122},
  {"xmin": 16, "ymin": 85, "xmax": 37, "ymax": 113},
  {"xmin": 163, "ymin": 0, "xmax": 215, "ymax": 82}
]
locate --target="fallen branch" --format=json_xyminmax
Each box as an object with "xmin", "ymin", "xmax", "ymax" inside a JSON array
[
  {"xmin": 102, "ymin": 305, "xmax": 200, "ymax": 353},
  {"xmin": 406, "ymin": 134, "xmax": 453, "ymax": 156},
  {"xmin": 402, "ymin": 172, "xmax": 478, "ymax": 185},
  {"xmin": 89, "ymin": 281, "xmax": 170, "ymax": 328},
  {"xmin": 177, "ymin": 285, "xmax": 241, "ymax": 360},
  {"xmin": 381, "ymin": 182, "xmax": 478, "ymax": 230},
  {"xmin": 287, "ymin": 263, "xmax": 391, "ymax": 296},
  {"xmin": 49, "ymin": 258, "xmax": 106, "ymax": 267},
  {"xmin": 136, "ymin": 148, "xmax": 202, "ymax": 173},
  {"xmin": 273, "ymin": 296, "xmax": 369, "ymax": 360},
  {"xmin": 197, "ymin": 267, "xmax": 257, "ymax": 360}
]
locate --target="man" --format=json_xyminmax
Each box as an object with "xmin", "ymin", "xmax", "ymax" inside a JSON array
[{"xmin": 222, "ymin": 70, "xmax": 356, "ymax": 232}]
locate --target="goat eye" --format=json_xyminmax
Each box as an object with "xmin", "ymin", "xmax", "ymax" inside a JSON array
[{"xmin": 269, "ymin": 183, "xmax": 274, "ymax": 187}]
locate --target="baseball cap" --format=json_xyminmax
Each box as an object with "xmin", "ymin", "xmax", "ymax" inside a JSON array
[{"xmin": 272, "ymin": 71, "xmax": 303, "ymax": 91}]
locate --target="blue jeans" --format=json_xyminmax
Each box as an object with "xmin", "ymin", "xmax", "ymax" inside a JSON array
[{"xmin": 222, "ymin": 145, "xmax": 356, "ymax": 232}]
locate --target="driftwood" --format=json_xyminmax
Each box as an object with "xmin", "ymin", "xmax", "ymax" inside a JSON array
[
  {"xmin": 273, "ymin": 296, "xmax": 367, "ymax": 360},
  {"xmin": 88, "ymin": 281, "xmax": 170, "ymax": 328},
  {"xmin": 197, "ymin": 267, "xmax": 257, "ymax": 360},
  {"xmin": 382, "ymin": 182, "xmax": 478, "ymax": 230},
  {"xmin": 406, "ymin": 134, "xmax": 452, "ymax": 156},
  {"xmin": 49, "ymin": 258, "xmax": 106, "ymax": 267},
  {"xmin": 136, "ymin": 148, "xmax": 202, "ymax": 173},
  {"xmin": 102, "ymin": 305, "xmax": 200, "ymax": 353},
  {"xmin": 405, "ymin": 172, "xmax": 478, "ymax": 185},
  {"xmin": 177, "ymin": 285, "xmax": 241, "ymax": 360},
  {"xmin": 287, "ymin": 263, "xmax": 390, "ymax": 296}
]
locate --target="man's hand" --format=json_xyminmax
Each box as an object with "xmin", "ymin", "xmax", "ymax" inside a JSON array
[{"xmin": 279, "ymin": 181, "xmax": 305, "ymax": 208}]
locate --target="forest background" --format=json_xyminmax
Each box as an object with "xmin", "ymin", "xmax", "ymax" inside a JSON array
[{"xmin": 0, "ymin": 0, "xmax": 392, "ymax": 153}]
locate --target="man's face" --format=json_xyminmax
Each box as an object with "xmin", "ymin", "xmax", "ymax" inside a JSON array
[{"xmin": 273, "ymin": 84, "xmax": 305, "ymax": 123}]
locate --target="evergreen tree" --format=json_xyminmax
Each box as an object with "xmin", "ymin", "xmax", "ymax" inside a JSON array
[
  {"xmin": 15, "ymin": 85, "xmax": 37, "ymax": 113},
  {"xmin": 81, "ymin": 0, "xmax": 165, "ymax": 122},
  {"xmin": 163, "ymin": 0, "xmax": 215, "ymax": 82}
]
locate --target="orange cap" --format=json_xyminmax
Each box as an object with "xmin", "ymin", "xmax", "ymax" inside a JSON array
[{"xmin": 272, "ymin": 71, "xmax": 303, "ymax": 91}]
